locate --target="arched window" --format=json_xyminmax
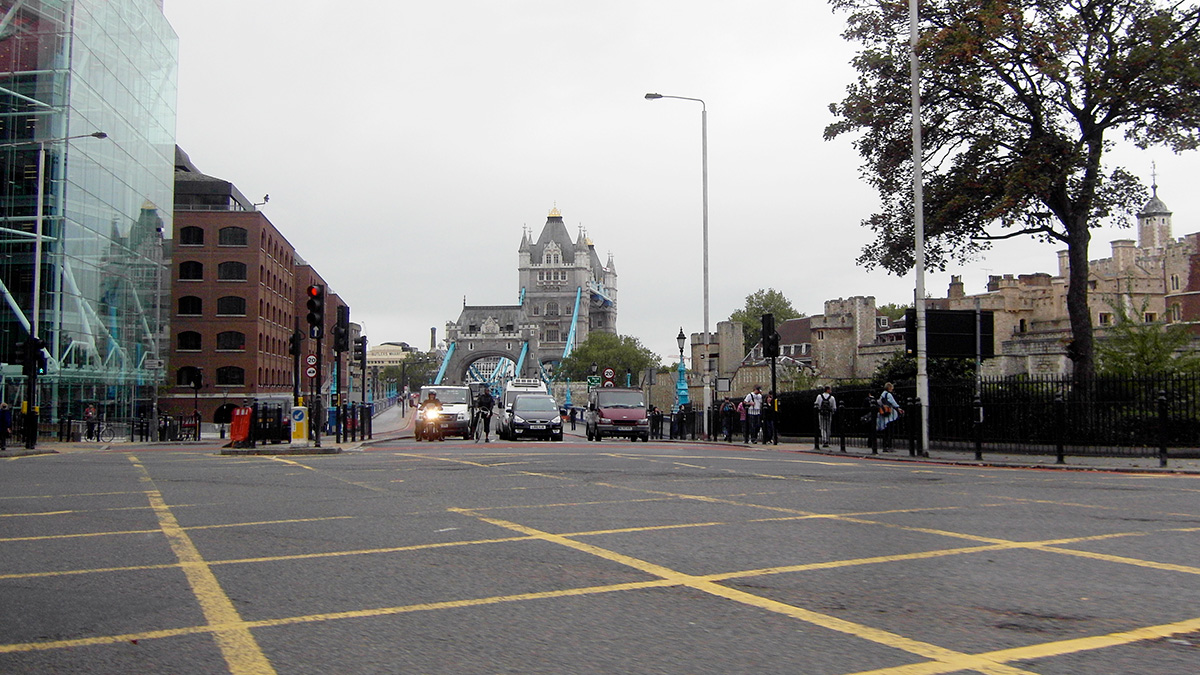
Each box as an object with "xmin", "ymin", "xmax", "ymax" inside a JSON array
[
  {"xmin": 218, "ymin": 226, "xmax": 248, "ymax": 246},
  {"xmin": 546, "ymin": 301, "xmax": 559, "ymax": 316},
  {"xmin": 177, "ymin": 331, "xmax": 202, "ymax": 351},
  {"xmin": 217, "ymin": 261, "xmax": 247, "ymax": 280},
  {"xmin": 178, "ymin": 296, "xmax": 202, "ymax": 315},
  {"xmin": 176, "ymin": 366, "xmax": 202, "ymax": 387},
  {"xmin": 216, "ymin": 296, "xmax": 246, "ymax": 316},
  {"xmin": 179, "ymin": 226, "xmax": 204, "ymax": 246},
  {"xmin": 179, "ymin": 261, "xmax": 203, "ymax": 280},
  {"xmin": 216, "ymin": 331, "xmax": 246, "ymax": 351},
  {"xmin": 216, "ymin": 366, "xmax": 245, "ymax": 385}
]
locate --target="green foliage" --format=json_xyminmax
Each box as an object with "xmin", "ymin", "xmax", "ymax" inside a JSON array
[
  {"xmin": 870, "ymin": 351, "xmax": 975, "ymax": 390},
  {"xmin": 877, "ymin": 303, "xmax": 909, "ymax": 321},
  {"xmin": 557, "ymin": 332, "xmax": 661, "ymax": 381},
  {"xmin": 729, "ymin": 288, "xmax": 802, "ymax": 348},
  {"xmin": 827, "ymin": 0, "xmax": 1200, "ymax": 379},
  {"xmin": 1096, "ymin": 304, "xmax": 1200, "ymax": 375},
  {"xmin": 400, "ymin": 352, "xmax": 442, "ymax": 390}
]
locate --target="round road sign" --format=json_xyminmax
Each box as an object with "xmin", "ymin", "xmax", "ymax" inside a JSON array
[
  {"xmin": 306, "ymin": 366, "xmax": 318, "ymax": 378},
  {"xmin": 602, "ymin": 367, "xmax": 616, "ymax": 380},
  {"xmin": 306, "ymin": 354, "xmax": 318, "ymax": 366}
]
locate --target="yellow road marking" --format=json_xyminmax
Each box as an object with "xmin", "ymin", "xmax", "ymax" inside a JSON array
[
  {"xmin": 451, "ymin": 508, "xmax": 1039, "ymax": 675},
  {"xmin": 128, "ymin": 456, "xmax": 275, "ymax": 675}
]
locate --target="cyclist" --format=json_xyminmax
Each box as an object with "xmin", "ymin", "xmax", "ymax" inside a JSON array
[
  {"xmin": 474, "ymin": 387, "xmax": 495, "ymax": 443},
  {"xmin": 420, "ymin": 392, "xmax": 444, "ymax": 442}
]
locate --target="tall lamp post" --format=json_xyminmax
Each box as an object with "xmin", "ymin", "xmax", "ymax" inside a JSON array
[{"xmin": 646, "ymin": 93, "xmax": 710, "ymax": 439}]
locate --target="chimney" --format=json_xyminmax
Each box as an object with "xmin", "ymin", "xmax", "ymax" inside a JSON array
[
  {"xmin": 948, "ymin": 275, "xmax": 965, "ymax": 299},
  {"xmin": 430, "ymin": 327, "xmax": 436, "ymax": 351}
]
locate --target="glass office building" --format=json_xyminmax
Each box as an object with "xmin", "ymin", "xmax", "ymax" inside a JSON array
[{"xmin": 0, "ymin": 0, "xmax": 177, "ymax": 423}]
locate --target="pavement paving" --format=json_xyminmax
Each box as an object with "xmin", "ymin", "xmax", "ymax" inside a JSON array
[{"xmin": 5, "ymin": 401, "xmax": 1198, "ymax": 475}]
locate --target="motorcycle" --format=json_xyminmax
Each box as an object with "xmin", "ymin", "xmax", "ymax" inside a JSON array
[{"xmin": 418, "ymin": 407, "xmax": 444, "ymax": 442}]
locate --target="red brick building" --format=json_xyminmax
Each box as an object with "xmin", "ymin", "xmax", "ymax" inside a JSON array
[{"xmin": 164, "ymin": 148, "xmax": 348, "ymax": 424}]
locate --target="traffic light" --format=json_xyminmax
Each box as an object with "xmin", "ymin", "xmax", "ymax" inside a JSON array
[
  {"xmin": 761, "ymin": 313, "xmax": 780, "ymax": 358},
  {"xmin": 353, "ymin": 336, "xmax": 367, "ymax": 366},
  {"xmin": 22, "ymin": 338, "xmax": 46, "ymax": 378},
  {"xmin": 305, "ymin": 284, "xmax": 325, "ymax": 339},
  {"xmin": 13, "ymin": 339, "xmax": 26, "ymax": 369},
  {"xmin": 288, "ymin": 330, "xmax": 304, "ymax": 357},
  {"xmin": 333, "ymin": 305, "xmax": 350, "ymax": 352}
]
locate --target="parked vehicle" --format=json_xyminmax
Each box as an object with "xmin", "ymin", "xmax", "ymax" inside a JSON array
[
  {"xmin": 505, "ymin": 394, "xmax": 563, "ymax": 441},
  {"xmin": 415, "ymin": 385, "xmax": 473, "ymax": 440},
  {"xmin": 585, "ymin": 388, "xmax": 649, "ymax": 442}
]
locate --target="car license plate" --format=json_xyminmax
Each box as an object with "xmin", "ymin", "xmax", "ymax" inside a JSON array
[{"xmin": 529, "ymin": 424, "xmax": 546, "ymax": 430}]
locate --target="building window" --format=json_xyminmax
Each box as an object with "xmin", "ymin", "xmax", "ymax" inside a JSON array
[
  {"xmin": 179, "ymin": 261, "xmax": 203, "ymax": 280},
  {"xmin": 1098, "ymin": 312, "xmax": 1113, "ymax": 326},
  {"xmin": 216, "ymin": 296, "xmax": 246, "ymax": 316},
  {"xmin": 876, "ymin": 316, "xmax": 889, "ymax": 329},
  {"xmin": 179, "ymin": 226, "xmax": 204, "ymax": 246},
  {"xmin": 1172, "ymin": 303, "xmax": 1183, "ymax": 321},
  {"xmin": 178, "ymin": 296, "xmax": 202, "ymax": 315},
  {"xmin": 546, "ymin": 327, "xmax": 560, "ymax": 342},
  {"xmin": 177, "ymin": 331, "xmax": 201, "ymax": 351},
  {"xmin": 532, "ymin": 305, "xmax": 540, "ymax": 316},
  {"xmin": 816, "ymin": 330, "xmax": 824, "ymax": 340},
  {"xmin": 217, "ymin": 261, "xmax": 247, "ymax": 281},
  {"xmin": 216, "ymin": 366, "xmax": 245, "ymax": 385},
  {"xmin": 218, "ymin": 226, "xmax": 248, "ymax": 246},
  {"xmin": 1144, "ymin": 312, "xmax": 1157, "ymax": 323},
  {"xmin": 1171, "ymin": 274, "xmax": 1181, "ymax": 291},
  {"xmin": 1019, "ymin": 319, "xmax": 1027, "ymax": 333},
  {"xmin": 176, "ymin": 366, "xmax": 202, "ymax": 387},
  {"xmin": 546, "ymin": 301, "xmax": 559, "ymax": 316},
  {"xmin": 217, "ymin": 331, "xmax": 245, "ymax": 351}
]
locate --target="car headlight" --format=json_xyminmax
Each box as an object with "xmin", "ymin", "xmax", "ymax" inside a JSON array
[
  {"xmin": 512, "ymin": 415, "xmax": 525, "ymax": 424},
  {"xmin": 598, "ymin": 418, "xmax": 614, "ymax": 425},
  {"xmin": 637, "ymin": 418, "xmax": 650, "ymax": 426}
]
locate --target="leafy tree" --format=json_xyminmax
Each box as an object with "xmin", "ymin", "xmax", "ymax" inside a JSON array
[
  {"xmin": 877, "ymin": 302, "xmax": 909, "ymax": 322},
  {"xmin": 400, "ymin": 352, "xmax": 442, "ymax": 391},
  {"xmin": 870, "ymin": 351, "xmax": 975, "ymax": 390},
  {"xmin": 826, "ymin": 0, "xmax": 1200, "ymax": 382},
  {"xmin": 557, "ymin": 332, "xmax": 661, "ymax": 381},
  {"xmin": 729, "ymin": 288, "xmax": 802, "ymax": 348},
  {"xmin": 1096, "ymin": 302, "xmax": 1200, "ymax": 375}
]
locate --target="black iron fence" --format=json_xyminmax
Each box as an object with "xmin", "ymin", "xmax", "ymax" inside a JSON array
[{"xmin": 773, "ymin": 374, "xmax": 1200, "ymax": 461}]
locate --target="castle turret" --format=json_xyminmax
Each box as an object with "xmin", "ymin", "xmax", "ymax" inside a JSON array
[{"xmin": 1138, "ymin": 181, "xmax": 1172, "ymax": 250}]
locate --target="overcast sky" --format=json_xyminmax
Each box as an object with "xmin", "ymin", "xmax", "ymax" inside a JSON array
[{"xmin": 162, "ymin": 1, "xmax": 1200, "ymax": 363}]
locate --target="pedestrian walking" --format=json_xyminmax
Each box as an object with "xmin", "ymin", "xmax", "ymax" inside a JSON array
[
  {"xmin": 876, "ymin": 382, "xmax": 903, "ymax": 451},
  {"xmin": 743, "ymin": 386, "xmax": 763, "ymax": 443},
  {"xmin": 814, "ymin": 385, "xmax": 837, "ymax": 447},
  {"xmin": 568, "ymin": 406, "xmax": 577, "ymax": 431},
  {"xmin": 720, "ymin": 398, "xmax": 735, "ymax": 442},
  {"xmin": 84, "ymin": 404, "xmax": 97, "ymax": 441}
]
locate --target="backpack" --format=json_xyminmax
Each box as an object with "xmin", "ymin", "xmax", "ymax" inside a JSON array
[{"xmin": 819, "ymin": 394, "xmax": 833, "ymax": 414}]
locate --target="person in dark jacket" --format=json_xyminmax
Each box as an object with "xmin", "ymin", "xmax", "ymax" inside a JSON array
[{"xmin": 0, "ymin": 402, "xmax": 11, "ymax": 451}]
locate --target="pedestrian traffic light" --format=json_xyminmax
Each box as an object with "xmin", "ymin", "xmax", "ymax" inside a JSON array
[
  {"xmin": 353, "ymin": 335, "xmax": 367, "ymax": 365},
  {"xmin": 761, "ymin": 313, "xmax": 780, "ymax": 358},
  {"xmin": 333, "ymin": 305, "xmax": 350, "ymax": 352},
  {"xmin": 13, "ymin": 338, "xmax": 26, "ymax": 369},
  {"xmin": 305, "ymin": 284, "xmax": 325, "ymax": 339},
  {"xmin": 22, "ymin": 338, "xmax": 46, "ymax": 378}
]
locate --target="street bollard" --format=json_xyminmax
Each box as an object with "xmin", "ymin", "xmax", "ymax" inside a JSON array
[
  {"xmin": 1055, "ymin": 393, "xmax": 1066, "ymax": 464},
  {"xmin": 973, "ymin": 395, "xmax": 983, "ymax": 461}
]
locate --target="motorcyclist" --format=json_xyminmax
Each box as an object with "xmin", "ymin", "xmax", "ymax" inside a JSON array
[
  {"xmin": 474, "ymin": 387, "xmax": 495, "ymax": 443},
  {"xmin": 420, "ymin": 392, "xmax": 443, "ymax": 442}
]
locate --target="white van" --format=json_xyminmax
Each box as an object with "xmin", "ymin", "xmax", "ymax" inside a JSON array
[{"xmin": 416, "ymin": 385, "xmax": 473, "ymax": 440}]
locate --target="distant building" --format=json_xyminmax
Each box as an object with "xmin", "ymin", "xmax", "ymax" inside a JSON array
[{"xmin": 166, "ymin": 148, "xmax": 347, "ymax": 422}]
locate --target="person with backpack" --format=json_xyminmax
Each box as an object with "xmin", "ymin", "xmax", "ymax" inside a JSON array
[
  {"xmin": 814, "ymin": 386, "xmax": 837, "ymax": 448},
  {"xmin": 720, "ymin": 398, "xmax": 735, "ymax": 442},
  {"xmin": 761, "ymin": 391, "xmax": 779, "ymax": 445},
  {"xmin": 877, "ymin": 382, "xmax": 903, "ymax": 451},
  {"xmin": 743, "ymin": 386, "xmax": 764, "ymax": 443}
]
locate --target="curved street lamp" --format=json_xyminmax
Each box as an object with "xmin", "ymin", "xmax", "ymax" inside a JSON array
[{"xmin": 647, "ymin": 93, "xmax": 709, "ymax": 439}]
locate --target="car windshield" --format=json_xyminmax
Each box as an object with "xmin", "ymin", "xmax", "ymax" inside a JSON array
[
  {"xmin": 514, "ymin": 397, "xmax": 558, "ymax": 413},
  {"xmin": 425, "ymin": 389, "xmax": 469, "ymax": 404},
  {"xmin": 597, "ymin": 391, "xmax": 645, "ymax": 409}
]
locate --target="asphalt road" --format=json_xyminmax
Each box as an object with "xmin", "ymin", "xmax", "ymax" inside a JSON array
[{"xmin": 2, "ymin": 437, "xmax": 1198, "ymax": 674}]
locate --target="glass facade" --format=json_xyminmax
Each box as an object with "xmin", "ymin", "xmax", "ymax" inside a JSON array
[{"xmin": 0, "ymin": 0, "xmax": 177, "ymax": 422}]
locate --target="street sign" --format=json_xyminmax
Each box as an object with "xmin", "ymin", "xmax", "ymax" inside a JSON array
[
  {"xmin": 602, "ymin": 380, "xmax": 615, "ymax": 387},
  {"xmin": 587, "ymin": 375, "xmax": 601, "ymax": 390},
  {"xmin": 306, "ymin": 354, "xmax": 318, "ymax": 366},
  {"xmin": 306, "ymin": 366, "xmax": 318, "ymax": 379},
  {"xmin": 143, "ymin": 359, "xmax": 163, "ymax": 370},
  {"xmin": 602, "ymin": 367, "xmax": 616, "ymax": 380}
]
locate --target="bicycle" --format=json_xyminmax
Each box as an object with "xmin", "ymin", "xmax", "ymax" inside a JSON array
[
  {"xmin": 473, "ymin": 409, "xmax": 493, "ymax": 443},
  {"xmin": 88, "ymin": 422, "xmax": 116, "ymax": 443}
]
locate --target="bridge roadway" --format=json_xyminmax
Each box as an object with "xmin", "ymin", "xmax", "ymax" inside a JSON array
[{"xmin": 1, "ymin": 428, "xmax": 1198, "ymax": 673}]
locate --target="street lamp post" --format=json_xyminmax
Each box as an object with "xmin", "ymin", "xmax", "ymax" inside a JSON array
[{"xmin": 646, "ymin": 93, "xmax": 710, "ymax": 439}]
